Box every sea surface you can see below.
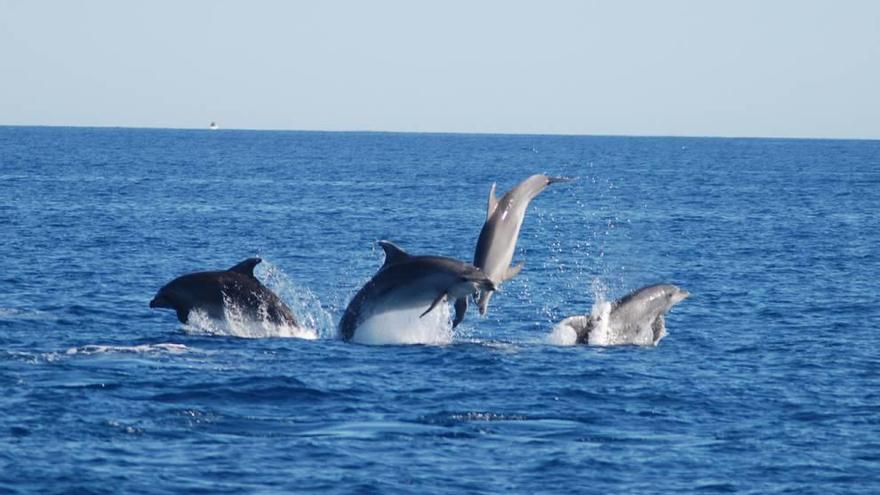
[1,126,878,494]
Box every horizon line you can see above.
[1,123,878,143]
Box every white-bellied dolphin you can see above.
[464,174,571,317]
[149,258,300,328]
[339,241,495,341]
[559,284,689,346]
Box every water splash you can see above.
[547,277,613,346]
[351,302,453,346]
[184,306,318,339]
[257,260,336,338]
[547,321,577,346]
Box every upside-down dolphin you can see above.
[460,174,571,318]
[558,284,689,346]
[149,258,299,328]
[339,241,495,341]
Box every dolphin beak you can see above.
[672,290,690,305]
[149,295,168,309]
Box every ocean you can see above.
[1,126,878,493]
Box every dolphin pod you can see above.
[149,173,688,346]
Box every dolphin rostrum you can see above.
[339,241,495,341]
[463,173,571,318]
[149,258,299,328]
[559,284,689,346]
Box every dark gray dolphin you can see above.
[339,241,495,341]
[463,174,571,318]
[149,258,299,328]
[560,284,689,346]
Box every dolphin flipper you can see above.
[175,307,190,324]
[652,314,666,343]
[420,291,447,318]
[453,297,468,328]
[503,262,524,282]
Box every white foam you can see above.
[65,343,193,355]
[547,322,578,346]
[546,278,617,347]
[351,303,453,346]
[183,308,318,340]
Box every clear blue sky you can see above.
[1,1,878,138]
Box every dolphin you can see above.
[149,258,299,328]
[559,284,689,346]
[339,241,495,341]
[462,173,571,318]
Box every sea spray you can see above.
[547,277,614,346]
[257,259,335,338]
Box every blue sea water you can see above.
[1,126,878,493]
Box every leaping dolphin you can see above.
[339,241,495,341]
[559,284,689,346]
[149,258,300,328]
[461,174,571,318]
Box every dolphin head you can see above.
[614,284,689,315]
[149,275,208,323]
[513,174,573,203]
[149,283,179,309]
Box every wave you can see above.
[64,343,195,355]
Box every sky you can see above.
[1,1,878,139]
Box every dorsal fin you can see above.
[228,258,262,278]
[486,182,499,221]
[378,240,411,267]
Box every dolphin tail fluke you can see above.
[453,297,468,328]
[420,292,447,318]
[502,262,524,282]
